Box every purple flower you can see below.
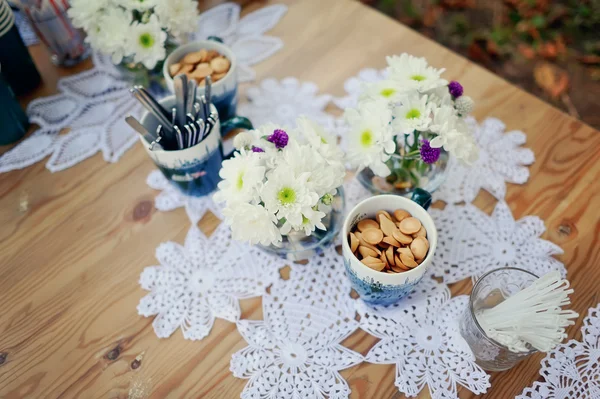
[251,146,264,153]
[448,81,463,98]
[420,139,441,164]
[267,129,289,149]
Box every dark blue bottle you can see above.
[0,0,41,96]
[0,69,29,145]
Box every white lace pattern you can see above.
[138,223,287,340]
[0,52,140,173]
[429,200,566,284]
[434,117,535,204]
[358,281,491,399]
[146,170,223,225]
[516,303,600,399]
[238,78,334,128]
[230,246,363,399]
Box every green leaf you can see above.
[509,10,522,24]
[531,15,546,28]
[401,0,420,19]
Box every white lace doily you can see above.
[137,222,288,340]
[0,52,140,173]
[434,117,535,204]
[357,280,491,399]
[146,170,223,225]
[231,246,363,398]
[517,302,600,399]
[429,200,566,284]
[238,78,334,128]
[193,3,287,83]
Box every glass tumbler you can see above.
[21,0,90,67]
[459,267,539,371]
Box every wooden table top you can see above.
[1,0,599,398]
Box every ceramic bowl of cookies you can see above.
[342,191,438,306]
[163,39,238,121]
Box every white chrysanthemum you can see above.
[233,132,254,150]
[222,203,282,246]
[279,140,344,199]
[429,106,478,164]
[68,0,111,32]
[424,85,454,108]
[213,150,265,205]
[359,79,406,103]
[129,14,167,69]
[89,7,133,64]
[295,116,344,162]
[392,94,433,134]
[344,99,396,177]
[154,0,198,37]
[261,167,319,227]
[281,206,327,236]
[119,0,157,11]
[386,53,448,93]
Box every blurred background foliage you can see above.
[359,0,600,128]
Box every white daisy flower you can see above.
[232,131,254,150]
[359,79,406,103]
[281,206,326,236]
[344,99,396,177]
[154,0,198,38]
[260,166,319,227]
[119,0,157,11]
[213,150,265,205]
[392,93,433,134]
[68,0,111,32]
[222,203,282,246]
[295,116,344,162]
[279,140,343,199]
[429,106,478,164]
[91,7,133,64]
[129,14,167,69]
[386,53,448,93]
[424,85,454,108]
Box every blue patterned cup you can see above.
[342,190,437,306]
[164,39,239,125]
[139,95,250,197]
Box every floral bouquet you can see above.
[68,0,198,69]
[344,53,478,195]
[214,117,346,254]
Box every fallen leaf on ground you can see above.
[533,62,569,99]
[579,55,600,65]
[518,44,536,59]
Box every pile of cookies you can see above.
[348,209,430,273]
[168,49,231,85]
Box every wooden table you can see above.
[1,1,599,398]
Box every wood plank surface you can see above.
[1,0,599,398]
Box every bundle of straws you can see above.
[477,271,579,353]
[126,74,217,151]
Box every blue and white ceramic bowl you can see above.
[163,39,238,122]
[342,193,438,306]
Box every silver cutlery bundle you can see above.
[126,75,217,151]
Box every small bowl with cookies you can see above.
[342,189,437,306]
[163,38,238,122]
